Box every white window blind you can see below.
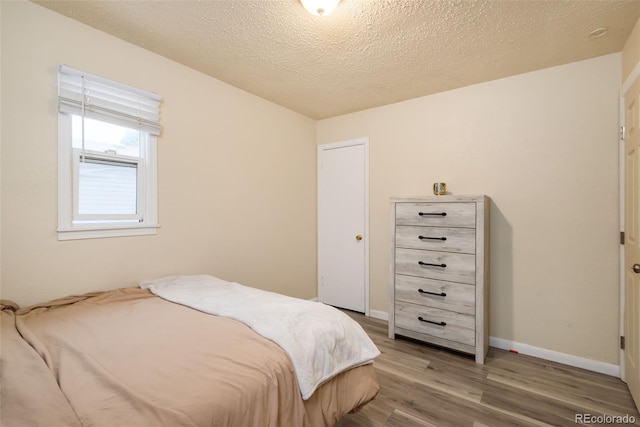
[58,64,161,135]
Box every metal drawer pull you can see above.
[418,236,447,241]
[418,288,446,297]
[419,212,447,217]
[418,316,446,326]
[418,261,447,268]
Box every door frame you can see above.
[620,60,640,380]
[317,137,370,316]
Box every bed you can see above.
[0,275,380,426]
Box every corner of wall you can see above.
[0,0,4,298]
[622,17,640,83]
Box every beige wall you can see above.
[0,1,3,296]
[317,53,621,364]
[0,1,317,306]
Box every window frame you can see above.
[57,113,159,240]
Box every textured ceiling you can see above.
[34,0,640,119]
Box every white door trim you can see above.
[317,137,370,316]
[619,64,640,380]
[620,91,626,381]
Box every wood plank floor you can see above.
[340,311,640,427]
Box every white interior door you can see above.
[318,138,368,313]
[624,74,640,412]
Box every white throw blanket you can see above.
[140,275,380,400]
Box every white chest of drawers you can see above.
[388,195,489,363]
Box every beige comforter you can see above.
[0,302,82,427]
[13,288,379,426]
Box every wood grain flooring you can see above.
[340,311,640,427]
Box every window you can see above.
[57,65,161,240]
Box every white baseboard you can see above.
[489,337,620,378]
[365,310,620,378]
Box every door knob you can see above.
[355,234,363,241]
[633,264,640,274]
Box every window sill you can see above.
[57,224,159,241]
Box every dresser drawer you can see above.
[394,301,475,346]
[395,247,476,285]
[395,202,476,228]
[395,275,475,315]
[396,225,476,254]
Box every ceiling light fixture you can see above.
[300,0,340,16]
[588,27,609,39]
